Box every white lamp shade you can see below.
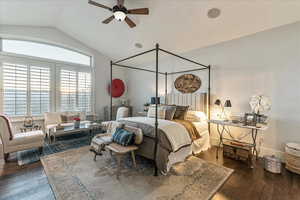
[114,11,126,21]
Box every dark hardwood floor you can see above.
[198,148,300,200]
[0,147,300,200]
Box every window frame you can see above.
[1,38,92,66]
[0,38,94,118]
[56,64,92,112]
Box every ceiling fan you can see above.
[88,0,149,28]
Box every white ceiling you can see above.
[1,0,300,61]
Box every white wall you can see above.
[127,21,300,157]
[0,25,127,120]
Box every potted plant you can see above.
[73,117,81,129]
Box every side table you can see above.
[20,125,42,133]
[209,120,268,166]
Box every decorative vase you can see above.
[74,120,80,129]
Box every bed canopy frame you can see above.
[110,43,211,176]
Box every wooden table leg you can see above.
[116,154,122,177]
[4,153,9,162]
[131,151,137,168]
[216,124,225,159]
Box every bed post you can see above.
[208,65,211,134]
[165,72,168,104]
[110,61,113,121]
[154,43,159,176]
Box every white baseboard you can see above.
[210,137,285,161]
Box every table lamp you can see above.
[214,99,232,120]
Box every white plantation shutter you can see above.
[60,69,77,111]
[0,55,93,116]
[30,66,50,115]
[3,63,28,116]
[78,72,91,112]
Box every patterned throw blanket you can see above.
[119,117,192,152]
[172,119,201,141]
[118,117,193,173]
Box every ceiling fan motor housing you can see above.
[113,5,127,21]
[113,5,127,13]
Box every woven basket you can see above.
[285,143,300,174]
[286,143,300,157]
[285,152,300,175]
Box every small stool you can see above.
[106,143,138,175]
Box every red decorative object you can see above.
[108,79,125,98]
[73,117,81,121]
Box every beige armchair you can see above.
[0,115,44,162]
[116,107,129,120]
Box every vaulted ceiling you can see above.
[1,0,300,60]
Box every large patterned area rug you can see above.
[17,133,92,165]
[41,146,233,200]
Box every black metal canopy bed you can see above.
[110,44,211,176]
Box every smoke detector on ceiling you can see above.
[207,8,221,19]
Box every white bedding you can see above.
[119,117,210,173]
[192,122,211,154]
[120,117,210,153]
[120,117,192,152]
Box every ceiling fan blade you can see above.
[127,8,149,15]
[88,0,112,11]
[117,0,124,7]
[125,17,136,28]
[102,16,115,24]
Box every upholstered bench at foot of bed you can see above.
[106,143,138,176]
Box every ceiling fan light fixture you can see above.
[114,11,126,21]
[89,0,148,28]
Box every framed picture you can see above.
[243,113,257,126]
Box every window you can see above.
[0,39,93,117]
[3,63,28,116]
[60,69,92,112]
[2,63,51,116]
[60,69,77,112]
[78,72,92,112]
[2,39,91,66]
[30,66,50,115]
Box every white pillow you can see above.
[185,111,207,122]
[147,106,166,119]
[116,107,129,120]
[106,121,123,135]
[124,125,143,145]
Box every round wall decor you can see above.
[174,74,201,94]
[108,79,125,98]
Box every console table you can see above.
[209,120,268,162]
[49,122,102,143]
